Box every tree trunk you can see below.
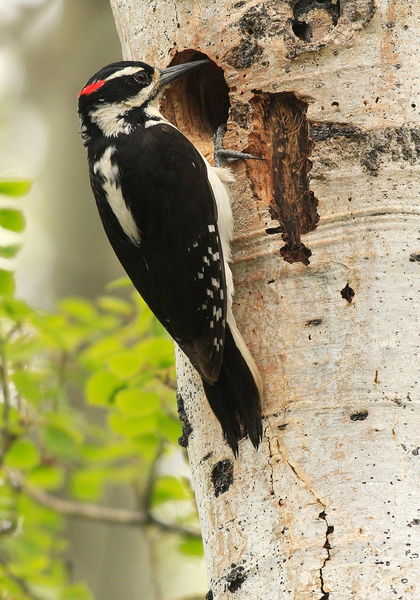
[110,1,419,598]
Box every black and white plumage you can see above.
[78,59,263,454]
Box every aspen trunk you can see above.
[110,1,419,598]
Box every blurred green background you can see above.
[0,2,206,599]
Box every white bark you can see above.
[110,1,419,598]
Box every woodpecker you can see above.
[78,59,263,454]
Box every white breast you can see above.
[205,163,234,260]
[202,158,235,309]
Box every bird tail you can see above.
[202,318,263,456]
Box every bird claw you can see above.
[213,124,264,167]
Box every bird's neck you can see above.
[83,100,166,142]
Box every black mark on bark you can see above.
[341,283,355,303]
[200,452,213,464]
[211,459,234,497]
[306,318,323,326]
[230,101,252,128]
[225,564,247,593]
[265,226,282,235]
[310,121,362,142]
[238,4,270,38]
[224,38,263,69]
[235,2,284,39]
[205,590,213,600]
[176,393,193,448]
[361,149,380,174]
[361,126,420,175]
[409,252,420,263]
[341,0,376,23]
[350,410,368,421]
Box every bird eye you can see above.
[134,71,148,84]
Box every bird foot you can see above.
[213,125,264,167]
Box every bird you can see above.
[77,59,263,455]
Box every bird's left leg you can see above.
[214,125,264,167]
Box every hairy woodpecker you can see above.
[78,59,263,454]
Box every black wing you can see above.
[89,124,227,383]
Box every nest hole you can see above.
[291,0,341,42]
[160,50,230,159]
[292,21,312,41]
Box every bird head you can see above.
[78,59,207,139]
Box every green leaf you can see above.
[115,389,160,416]
[0,269,15,296]
[0,208,25,232]
[178,536,203,557]
[105,276,132,290]
[0,297,32,320]
[150,475,190,507]
[97,296,132,315]
[43,425,80,460]
[133,434,160,462]
[70,470,106,501]
[58,297,97,322]
[61,583,93,600]
[85,371,120,406]
[27,466,64,491]
[12,370,43,403]
[5,439,40,470]
[0,179,32,197]
[108,412,159,437]
[38,314,90,351]
[158,413,181,444]
[47,413,83,443]
[134,337,174,369]
[132,305,154,336]
[7,337,42,362]
[81,440,135,463]
[0,244,21,258]
[80,336,122,364]
[106,350,141,378]
[151,316,167,337]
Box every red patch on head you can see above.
[78,80,106,97]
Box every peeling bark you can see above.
[248,91,318,265]
[111,1,419,598]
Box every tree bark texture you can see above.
[110,1,419,598]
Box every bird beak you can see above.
[158,60,208,89]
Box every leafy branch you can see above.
[0,323,11,448]
[7,468,200,538]
[0,178,203,599]
[0,557,44,600]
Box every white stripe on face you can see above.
[105,66,144,81]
